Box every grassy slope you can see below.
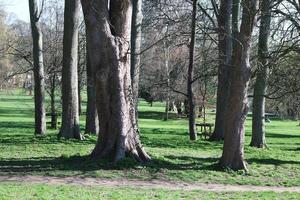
[0,89,299,187]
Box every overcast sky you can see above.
[0,0,30,22]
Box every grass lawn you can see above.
[0,183,300,200]
[0,89,300,188]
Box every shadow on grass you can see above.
[138,111,179,120]
[0,155,221,176]
[247,158,300,165]
[0,108,33,118]
[0,121,34,130]
[1,153,299,177]
[0,97,33,103]
[266,133,300,139]
[0,132,96,146]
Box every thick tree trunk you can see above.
[81,0,150,163]
[29,0,46,136]
[250,0,271,148]
[131,0,143,114]
[85,55,99,135]
[220,0,258,170]
[59,0,81,139]
[211,0,232,141]
[187,0,197,140]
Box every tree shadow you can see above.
[266,133,300,139]
[0,155,221,177]
[0,108,33,118]
[138,111,179,120]
[0,121,34,130]
[0,97,33,103]
[247,158,300,166]
[141,135,222,151]
[0,132,96,146]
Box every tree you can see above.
[131,0,143,114]
[210,0,232,141]
[81,0,151,162]
[85,55,99,135]
[220,0,258,170]
[59,0,81,139]
[29,0,46,135]
[187,0,197,140]
[42,0,64,130]
[250,0,272,148]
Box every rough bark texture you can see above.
[220,0,258,170]
[81,0,151,163]
[85,55,99,135]
[187,0,198,141]
[59,0,81,139]
[250,0,271,148]
[131,0,143,114]
[29,0,46,135]
[211,0,232,141]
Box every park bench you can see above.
[46,113,61,129]
[196,123,214,140]
[265,113,279,123]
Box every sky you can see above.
[0,0,30,22]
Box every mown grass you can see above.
[0,89,300,187]
[0,183,300,200]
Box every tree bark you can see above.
[85,55,99,135]
[50,73,57,129]
[164,38,170,121]
[59,0,81,139]
[78,80,82,115]
[29,0,46,136]
[211,0,232,141]
[131,0,143,114]
[251,0,271,148]
[220,0,258,170]
[187,0,197,141]
[81,0,151,163]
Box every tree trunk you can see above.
[81,0,151,163]
[29,0,46,136]
[131,0,143,115]
[250,0,271,148]
[220,0,258,170]
[187,0,197,141]
[78,80,82,115]
[163,38,170,121]
[85,55,99,135]
[50,73,57,129]
[211,0,232,141]
[59,0,81,139]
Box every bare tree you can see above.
[131,0,143,114]
[210,0,232,141]
[81,0,151,162]
[187,0,197,140]
[29,0,46,135]
[220,0,258,170]
[59,0,81,139]
[250,0,272,148]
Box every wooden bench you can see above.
[196,123,214,140]
[46,113,61,129]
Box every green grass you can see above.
[0,183,299,200]
[0,89,300,187]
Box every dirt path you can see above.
[0,175,300,193]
